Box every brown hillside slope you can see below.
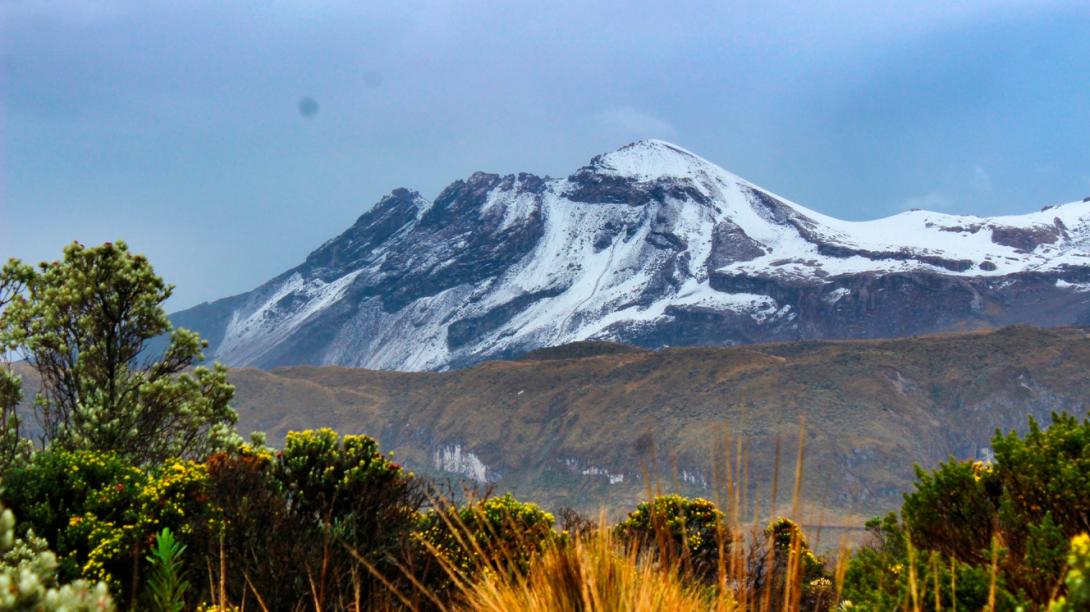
[225,326,1090,524]
[11,326,1090,527]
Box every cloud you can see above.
[596,107,677,139]
[902,191,954,212]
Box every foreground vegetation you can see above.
[0,242,1088,610]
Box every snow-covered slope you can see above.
[172,140,1090,370]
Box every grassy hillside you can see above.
[217,326,1090,526]
[14,325,1090,531]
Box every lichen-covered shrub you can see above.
[0,500,113,611]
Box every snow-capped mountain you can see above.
[173,140,1090,370]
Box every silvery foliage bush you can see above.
[0,503,113,611]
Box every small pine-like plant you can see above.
[144,527,189,612]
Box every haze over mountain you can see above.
[172,141,1090,371]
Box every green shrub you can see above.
[1,448,147,596]
[1,448,212,605]
[418,493,556,582]
[0,241,240,466]
[615,494,726,578]
[196,446,308,609]
[901,459,997,566]
[993,413,1090,535]
[897,412,1090,605]
[0,261,34,475]
[276,428,421,557]
[0,366,32,475]
[758,517,830,611]
[193,431,425,609]
[841,513,1020,611]
[845,412,1090,609]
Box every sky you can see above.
[2,0,1090,309]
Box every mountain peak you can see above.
[173,141,1090,372]
[585,139,731,183]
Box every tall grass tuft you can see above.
[458,516,719,612]
[382,418,834,611]
[284,420,838,610]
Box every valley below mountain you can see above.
[210,326,1090,525]
[12,325,1090,539]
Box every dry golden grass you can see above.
[457,523,718,612]
[396,419,835,612]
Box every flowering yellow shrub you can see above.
[616,494,725,578]
[1050,533,1090,611]
[1,448,215,604]
[418,493,556,581]
[141,459,211,536]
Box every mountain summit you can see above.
[174,141,1090,370]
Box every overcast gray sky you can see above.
[3,0,1090,309]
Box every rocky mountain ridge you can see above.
[173,140,1090,370]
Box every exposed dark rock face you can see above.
[990,225,1061,251]
[302,188,424,280]
[707,220,766,271]
[170,140,1090,371]
[564,171,709,207]
[446,289,564,350]
[370,174,547,313]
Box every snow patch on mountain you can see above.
[217,270,364,365]
[1056,279,1090,292]
[433,444,492,483]
[592,139,734,182]
[562,457,625,484]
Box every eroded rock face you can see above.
[990,225,1061,251]
[170,140,1090,371]
[707,220,766,270]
